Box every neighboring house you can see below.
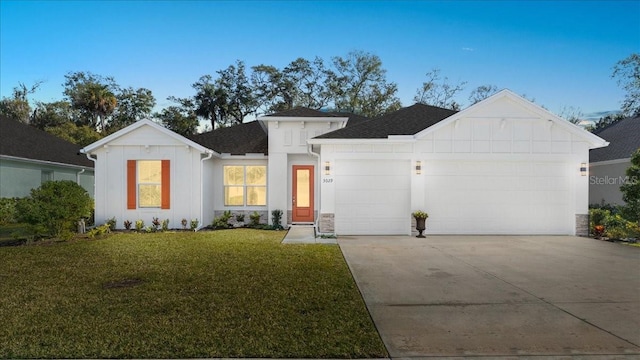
[589,117,640,206]
[0,116,95,198]
[81,90,607,236]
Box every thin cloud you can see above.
[462,47,474,52]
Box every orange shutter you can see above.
[127,160,137,209]
[161,160,170,209]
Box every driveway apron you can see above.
[339,235,640,358]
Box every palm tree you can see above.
[78,83,117,132]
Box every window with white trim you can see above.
[138,160,162,207]
[224,165,267,206]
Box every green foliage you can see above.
[589,207,639,240]
[161,219,170,231]
[106,217,116,231]
[135,220,145,232]
[412,210,429,219]
[108,87,156,131]
[154,104,199,136]
[592,113,626,132]
[212,211,233,229]
[86,224,111,239]
[620,148,640,222]
[0,82,41,123]
[0,198,19,225]
[190,218,199,231]
[249,211,262,227]
[328,50,401,117]
[271,209,284,230]
[235,213,245,222]
[44,121,103,147]
[15,181,93,239]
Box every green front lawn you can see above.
[0,229,387,358]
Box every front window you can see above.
[138,160,162,207]
[224,165,267,206]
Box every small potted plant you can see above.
[412,210,429,238]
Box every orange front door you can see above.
[292,165,314,223]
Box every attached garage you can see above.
[335,159,411,235]
[424,159,574,234]
[312,90,609,236]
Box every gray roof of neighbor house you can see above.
[190,121,268,155]
[590,117,640,162]
[0,116,94,168]
[315,103,457,139]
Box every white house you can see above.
[81,90,608,236]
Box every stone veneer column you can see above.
[319,213,334,233]
[576,214,589,237]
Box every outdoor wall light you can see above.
[416,161,422,175]
[580,162,587,176]
[324,161,331,175]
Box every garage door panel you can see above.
[426,160,573,235]
[335,159,410,235]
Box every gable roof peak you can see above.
[81,119,212,154]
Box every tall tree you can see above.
[31,101,78,129]
[108,87,156,132]
[468,84,498,105]
[63,71,118,132]
[44,122,103,147]
[326,50,401,117]
[252,57,331,114]
[612,53,640,116]
[251,64,288,114]
[191,75,229,129]
[215,60,259,125]
[414,69,467,110]
[155,100,199,137]
[592,113,626,132]
[0,82,41,123]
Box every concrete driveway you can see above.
[339,236,640,358]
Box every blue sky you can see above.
[1,0,639,120]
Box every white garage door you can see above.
[335,160,411,235]
[425,160,574,234]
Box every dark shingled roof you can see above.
[316,103,457,139]
[590,117,640,162]
[331,112,370,127]
[0,116,94,167]
[190,121,268,155]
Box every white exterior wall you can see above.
[317,95,596,235]
[203,157,269,225]
[266,118,345,224]
[91,126,205,229]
